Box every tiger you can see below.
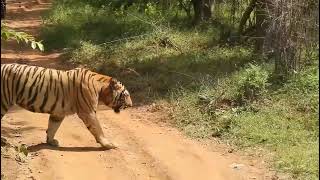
[1,63,132,149]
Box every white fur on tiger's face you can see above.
[1,63,132,149]
[110,79,133,113]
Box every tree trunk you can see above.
[179,0,192,19]
[192,0,212,25]
[161,0,170,12]
[1,0,6,19]
[238,0,271,53]
[238,0,257,35]
[254,0,268,53]
[203,0,212,20]
[192,0,203,25]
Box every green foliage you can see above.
[1,23,44,51]
[70,41,107,66]
[144,3,158,16]
[69,35,253,100]
[172,63,319,180]
[284,65,319,95]
[40,2,157,51]
[229,107,318,180]
[170,88,235,138]
[235,63,270,102]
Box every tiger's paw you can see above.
[101,143,117,150]
[47,138,59,147]
[99,138,117,150]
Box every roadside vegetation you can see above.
[39,0,319,179]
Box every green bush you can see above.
[70,41,106,66]
[284,65,319,95]
[171,63,318,179]
[235,63,270,102]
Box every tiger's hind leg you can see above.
[46,115,64,147]
[78,113,117,150]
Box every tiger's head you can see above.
[100,78,132,113]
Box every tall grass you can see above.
[40,1,154,50]
[172,64,319,179]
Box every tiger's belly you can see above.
[17,102,76,116]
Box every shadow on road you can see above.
[27,143,114,152]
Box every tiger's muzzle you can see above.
[112,103,132,113]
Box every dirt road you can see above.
[1,0,277,179]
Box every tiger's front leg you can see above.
[46,115,64,147]
[78,113,116,150]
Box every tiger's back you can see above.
[1,63,95,117]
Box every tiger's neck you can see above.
[83,70,114,106]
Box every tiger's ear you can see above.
[110,78,118,85]
[110,78,120,90]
